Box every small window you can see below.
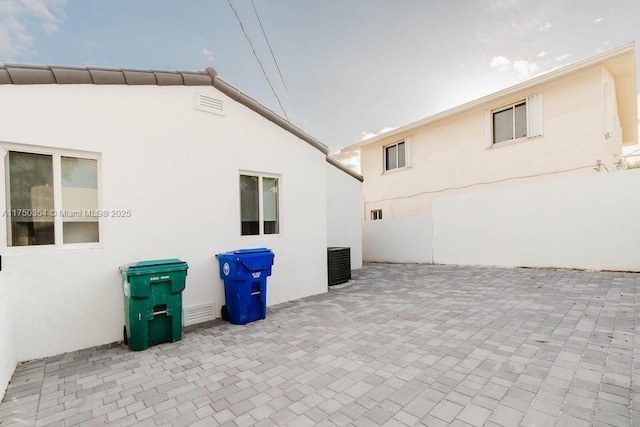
[7,152,55,246]
[240,173,279,236]
[371,209,382,220]
[487,93,543,146]
[493,101,527,143]
[61,157,99,243]
[384,140,406,171]
[6,149,100,246]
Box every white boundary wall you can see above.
[433,168,640,271]
[363,215,433,263]
[327,164,363,269]
[0,271,16,400]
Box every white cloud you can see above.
[595,17,604,23]
[202,48,215,63]
[359,126,396,142]
[490,55,511,72]
[331,151,361,174]
[539,22,551,31]
[513,60,540,78]
[489,0,521,11]
[491,55,540,78]
[537,51,548,58]
[555,53,572,61]
[359,131,376,141]
[0,0,67,61]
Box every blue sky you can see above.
[1,0,640,162]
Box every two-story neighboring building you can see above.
[343,43,637,263]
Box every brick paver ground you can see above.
[1,263,638,426]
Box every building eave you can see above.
[343,42,636,152]
[326,156,363,182]
[0,63,330,156]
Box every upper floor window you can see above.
[371,209,382,220]
[487,93,543,146]
[493,101,527,143]
[384,140,406,171]
[240,173,280,236]
[5,149,100,246]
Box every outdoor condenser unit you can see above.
[327,247,351,286]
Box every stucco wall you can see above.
[360,63,613,219]
[363,215,433,263]
[0,271,17,401]
[0,84,328,361]
[433,168,640,271]
[326,164,363,269]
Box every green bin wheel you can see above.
[123,325,128,345]
[221,305,229,321]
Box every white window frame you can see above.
[485,93,543,148]
[371,209,382,220]
[383,137,412,173]
[239,171,281,236]
[1,142,102,251]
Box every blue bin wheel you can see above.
[123,326,128,345]
[221,305,229,321]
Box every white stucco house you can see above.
[342,43,637,263]
[0,64,362,398]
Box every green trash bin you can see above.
[119,259,188,351]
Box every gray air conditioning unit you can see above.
[327,247,351,286]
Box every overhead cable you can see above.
[227,0,290,121]
[250,0,304,129]
[364,163,602,206]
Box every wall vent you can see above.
[183,303,215,326]
[195,92,224,115]
[328,247,351,286]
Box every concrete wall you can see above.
[0,84,329,361]
[433,168,640,271]
[327,163,363,269]
[363,215,433,263]
[0,271,17,401]
[360,62,621,220]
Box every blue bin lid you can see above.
[233,248,271,254]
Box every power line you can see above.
[227,0,290,121]
[250,0,303,130]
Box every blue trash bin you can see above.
[215,248,275,325]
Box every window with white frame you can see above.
[240,173,279,236]
[5,149,100,246]
[486,93,543,146]
[493,101,527,143]
[384,140,406,171]
[371,209,382,220]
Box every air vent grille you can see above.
[183,303,215,326]
[328,247,351,286]
[195,92,224,115]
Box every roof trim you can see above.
[0,63,329,156]
[205,69,328,155]
[343,42,636,151]
[326,156,364,182]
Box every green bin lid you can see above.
[120,258,188,274]
[131,258,185,268]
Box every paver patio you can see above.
[1,263,638,426]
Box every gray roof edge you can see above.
[326,156,363,182]
[0,63,330,156]
[207,70,329,155]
